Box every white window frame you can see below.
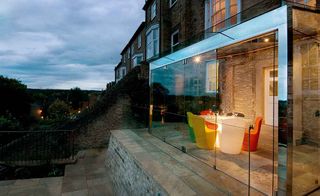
[138,34,142,48]
[206,60,219,93]
[151,1,157,20]
[170,0,177,8]
[171,29,180,48]
[146,24,159,59]
[132,53,144,67]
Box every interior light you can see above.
[194,56,201,63]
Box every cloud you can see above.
[0,0,145,90]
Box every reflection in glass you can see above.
[292,8,320,195]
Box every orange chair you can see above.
[205,121,218,130]
[200,110,217,129]
[242,117,263,152]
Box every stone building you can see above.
[114,62,126,83]
[120,22,146,73]
[143,0,205,61]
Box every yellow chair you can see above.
[186,112,196,142]
[190,115,217,150]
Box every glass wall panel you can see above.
[150,31,279,195]
[292,8,320,195]
[216,32,278,195]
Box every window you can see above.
[132,54,144,67]
[301,42,320,91]
[209,0,240,31]
[170,0,177,7]
[122,68,126,77]
[151,1,157,20]
[206,60,219,93]
[138,34,142,48]
[131,46,134,56]
[171,30,179,48]
[128,49,130,59]
[146,25,159,59]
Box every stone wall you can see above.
[106,133,168,196]
[75,97,143,150]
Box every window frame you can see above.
[170,0,177,8]
[206,0,241,31]
[131,45,134,57]
[146,24,160,59]
[138,34,142,49]
[205,60,219,93]
[151,1,157,20]
[132,53,144,67]
[171,29,180,48]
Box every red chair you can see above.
[242,117,263,152]
[200,110,212,115]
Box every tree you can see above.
[0,76,32,127]
[48,99,70,120]
[68,87,88,110]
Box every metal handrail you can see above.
[0,130,75,164]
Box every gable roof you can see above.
[120,22,146,55]
[143,0,154,10]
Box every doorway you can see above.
[264,67,278,126]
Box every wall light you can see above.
[263,38,270,42]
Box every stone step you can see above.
[61,148,115,196]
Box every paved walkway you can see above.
[0,148,114,196]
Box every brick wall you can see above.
[219,47,277,120]
[158,0,205,54]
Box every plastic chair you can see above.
[242,117,263,152]
[190,115,217,150]
[200,110,212,115]
[220,118,247,154]
[186,112,196,142]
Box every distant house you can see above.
[115,22,146,82]
[121,23,146,72]
[114,62,126,83]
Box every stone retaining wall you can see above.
[105,132,168,196]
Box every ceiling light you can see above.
[194,56,201,63]
[263,38,270,42]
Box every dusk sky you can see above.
[0,0,145,90]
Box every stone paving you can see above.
[0,149,114,196]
